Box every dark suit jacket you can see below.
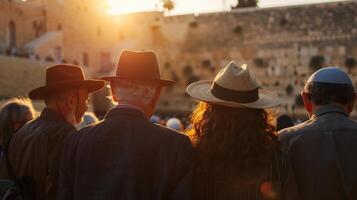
[0,108,76,200]
[279,105,357,200]
[59,107,194,200]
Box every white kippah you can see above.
[306,67,354,86]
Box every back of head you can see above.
[0,97,36,149]
[187,102,279,176]
[304,67,355,106]
[110,79,161,117]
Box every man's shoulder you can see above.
[70,120,104,141]
[278,119,317,151]
[15,117,75,138]
[337,116,357,130]
[77,120,103,133]
[152,123,190,142]
[279,119,314,139]
[280,115,357,138]
[77,118,191,145]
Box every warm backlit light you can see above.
[107,0,157,15]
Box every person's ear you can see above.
[65,93,77,112]
[301,91,313,114]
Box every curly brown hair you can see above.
[187,102,280,177]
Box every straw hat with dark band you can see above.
[100,50,175,86]
[29,64,105,100]
[186,61,280,109]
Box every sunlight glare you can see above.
[107,0,158,15]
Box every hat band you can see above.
[211,82,259,103]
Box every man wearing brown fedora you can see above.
[1,64,104,200]
[59,50,194,200]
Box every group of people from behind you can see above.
[0,49,356,200]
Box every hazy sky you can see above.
[107,0,348,15]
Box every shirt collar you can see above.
[115,104,147,117]
[312,104,349,118]
[105,106,148,120]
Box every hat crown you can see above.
[46,65,85,85]
[116,50,160,80]
[214,62,258,91]
[100,50,175,86]
[307,67,354,87]
[29,64,105,100]
[186,61,280,109]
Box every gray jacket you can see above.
[279,105,357,200]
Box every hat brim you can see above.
[186,80,280,109]
[29,80,105,100]
[100,76,175,86]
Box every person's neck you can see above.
[310,103,349,118]
[46,105,76,125]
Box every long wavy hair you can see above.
[187,102,280,178]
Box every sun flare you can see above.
[106,0,158,15]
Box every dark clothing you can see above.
[59,107,194,200]
[279,105,357,200]
[0,108,76,200]
[276,115,295,131]
[193,151,298,200]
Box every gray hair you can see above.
[111,80,158,106]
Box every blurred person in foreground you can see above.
[0,65,104,200]
[0,97,36,157]
[186,62,298,200]
[279,67,357,200]
[59,50,194,200]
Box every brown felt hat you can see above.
[186,61,280,109]
[29,64,105,100]
[100,50,175,86]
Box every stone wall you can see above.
[141,1,357,114]
[0,1,45,52]
[0,55,97,112]
[0,55,47,98]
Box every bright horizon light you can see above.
[107,0,159,15]
[106,0,349,15]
